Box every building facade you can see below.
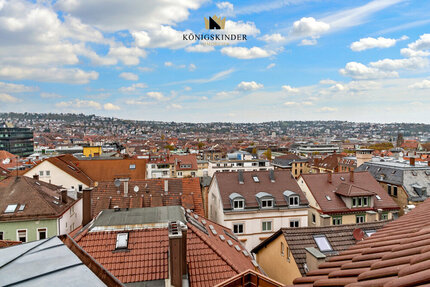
[0,126,34,157]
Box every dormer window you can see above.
[352,196,370,207]
[261,199,273,208]
[289,196,299,206]
[233,199,244,209]
[256,192,275,209]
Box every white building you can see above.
[207,159,273,177]
[208,169,309,251]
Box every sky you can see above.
[0,0,430,123]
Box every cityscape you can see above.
[1,0,430,286]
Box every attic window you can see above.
[4,204,17,213]
[365,230,376,237]
[314,235,333,252]
[252,176,260,183]
[18,204,26,211]
[376,195,382,200]
[233,199,244,210]
[340,177,345,181]
[129,164,136,170]
[289,196,299,206]
[261,199,273,208]
[116,233,129,249]
[325,195,332,201]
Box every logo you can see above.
[204,15,225,30]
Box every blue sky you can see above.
[0,0,430,123]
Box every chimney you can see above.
[164,180,169,194]
[82,188,92,226]
[123,179,129,197]
[350,170,354,182]
[61,189,68,204]
[428,161,430,167]
[33,174,39,180]
[410,157,415,166]
[169,221,187,287]
[327,172,332,183]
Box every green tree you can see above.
[264,148,272,160]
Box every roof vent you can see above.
[238,170,244,184]
[269,169,275,182]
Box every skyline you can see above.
[0,0,429,123]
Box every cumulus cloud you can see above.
[0,82,37,93]
[104,103,120,110]
[221,46,274,59]
[185,44,215,53]
[56,99,102,109]
[225,20,260,36]
[339,62,398,80]
[107,44,146,66]
[291,17,330,37]
[119,83,147,93]
[318,107,338,112]
[237,81,263,91]
[0,93,20,103]
[408,80,430,89]
[217,1,234,16]
[259,33,285,43]
[40,92,62,99]
[282,85,299,93]
[146,91,165,101]
[169,103,183,109]
[350,36,407,52]
[369,57,429,71]
[119,72,139,81]
[284,101,298,106]
[299,38,318,46]
[132,26,194,50]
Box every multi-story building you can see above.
[208,170,309,251]
[146,154,198,178]
[297,171,400,226]
[0,126,34,157]
[296,144,340,156]
[272,154,311,179]
[207,158,272,177]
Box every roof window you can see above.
[314,235,333,252]
[325,195,332,201]
[252,176,259,183]
[116,233,129,249]
[4,204,17,213]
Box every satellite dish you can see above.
[2,158,10,164]
[114,179,121,187]
[134,185,139,192]
[353,228,365,241]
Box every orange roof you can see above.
[292,197,430,286]
[169,154,198,171]
[75,158,147,181]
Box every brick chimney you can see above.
[61,189,68,204]
[168,221,187,287]
[350,170,354,182]
[410,157,415,166]
[82,188,92,226]
[428,161,430,167]
[327,172,332,183]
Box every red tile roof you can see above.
[0,150,18,170]
[170,154,198,171]
[292,198,430,286]
[313,154,344,171]
[300,172,399,214]
[91,177,204,217]
[0,240,21,249]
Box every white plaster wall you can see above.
[58,198,83,234]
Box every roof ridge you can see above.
[23,176,64,216]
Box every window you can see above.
[363,197,368,207]
[332,216,342,225]
[261,199,274,208]
[163,171,168,175]
[376,195,381,200]
[116,233,128,249]
[289,196,299,206]
[312,213,316,224]
[191,172,196,177]
[18,204,25,211]
[287,246,291,261]
[352,197,356,206]
[393,186,398,197]
[129,164,136,170]
[387,185,392,195]
[17,229,27,243]
[380,213,388,220]
[233,199,244,210]
[38,228,47,240]
[233,223,244,234]
[352,197,370,207]
[0,231,3,240]
[290,219,300,228]
[177,171,182,177]
[365,230,376,237]
[46,170,50,176]
[252,176,260,183]
[280,242,284,256]
[314,235,332,252]
[262,221,272,232]
[326,195,332,201]
[78,184,83,191]
[5,204,17,213]
[356,215,365,223]
[39,171,44,176]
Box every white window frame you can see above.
[233,199,245,210]
[356,215,365,223]
[46,170,50,176]
[262,220,272,232]
[289,196,299,206]
[261,199,274,208]
[37,227,48,240]
[289,219,300,228]
[233,223,244,234]
[16,229,27,243]
[39,171,44,176]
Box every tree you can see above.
[264,148,272,160]
[251,147,257,154]
[198,142,205,150]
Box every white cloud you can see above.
[185,44,215,53]
[107,44,146,66]
[408,34,430,51]
[40,92,62,99]
[221,46,274,59]
[189,64,197,71]
[167,68,235,85]
[282,85,299,93]
[0,66,98,84]
[291,17,330,37]
[318,106,338,112]
[132,26,194,50]
[169,103,183,109]
[217,2,234,16]
[400,48,430,58]
[165,62,174,67]
[299,38,318,46]
[369,57,429,71]
[266,63,276,69]
[319,79,337,85]
[147,91,164,101]
[259,33,285,43]
[350,36,407,52]
[119,83,147,93]
[224,20,260,37]
[184,86,192,91]
[0,82,37,93]
[339,62,398,80]
[408,80,430,89]
[237,81,263,91]
[119,72,139,81]
[104,103,120,110]
[56,99,102,109]
[0,93,20,103]
[284,101,297,106]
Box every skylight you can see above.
[252,176,259,183]
[314,235,333,252]
[4,204,17,213]
[116,233,128,249]
[365,230,376,237]
[325,195,332,201]
[376,195,382,200]
[18,204,26,211]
